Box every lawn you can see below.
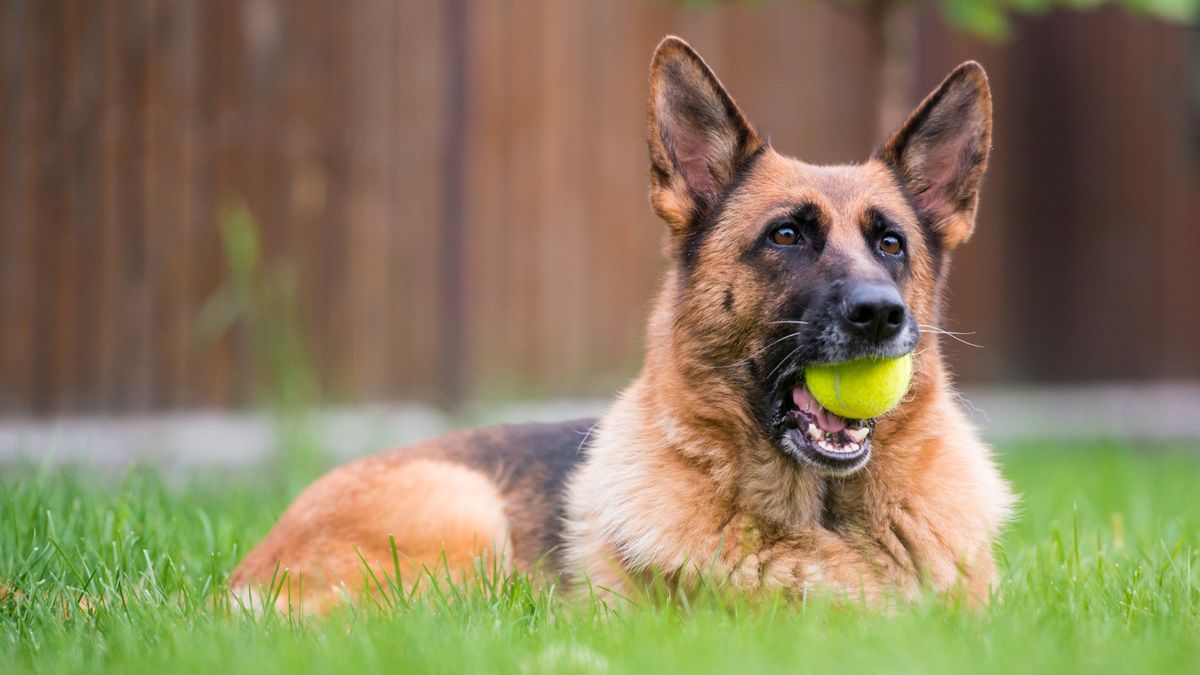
[2,440,1198,674]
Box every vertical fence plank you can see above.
[67,0,106,412]
[203,0,243,407]
[32,0,76,411]
[96,1,123,410]
[0,0,35,413]
[146,0,193,408]
[461,0,506,399]
[117,0,154,409]
[344,0,392,400]
[395,0,447,402]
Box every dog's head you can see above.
[646,37,991,476]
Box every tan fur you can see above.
[231,456,512,612]
[233,37,1013,610]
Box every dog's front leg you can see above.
[724,517,888,601]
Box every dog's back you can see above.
[230,419,594,611]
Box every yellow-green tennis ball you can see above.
[804,354,913,420]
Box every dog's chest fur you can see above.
[559,367,1013,601]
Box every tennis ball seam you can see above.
[834,371,846,410]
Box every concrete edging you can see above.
[1,383,1197,471]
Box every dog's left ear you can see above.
[647,36,764,232]
[876,62,992,250]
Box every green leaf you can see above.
[219,203,261,287]
[942,0,1012,40]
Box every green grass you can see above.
[3,441,1198,674]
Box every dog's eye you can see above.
[879,233,904,256]
[769,225,802,246]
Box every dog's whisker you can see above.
[918,325,984,349]
[765,344,805,381]
[745,331,804,360]
[700,331,804,371]
[918,324,976,336]
[955,393,992,424]
[576,420,602,455]
[768,320,809,326]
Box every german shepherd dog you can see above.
[232,37,1013,610]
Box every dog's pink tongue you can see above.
[792,386,849,432]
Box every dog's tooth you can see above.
[846,427,870,443]
[807,424,822,441]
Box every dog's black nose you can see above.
[841,282,906,343]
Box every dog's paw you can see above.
[729,553,763,590]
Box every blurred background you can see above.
[1,0,1198,454]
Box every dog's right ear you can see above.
[647,37,764,231]
[875,62,993,251]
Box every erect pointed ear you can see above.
[647,36,764,231]
[876,61,993,250]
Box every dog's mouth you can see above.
[775,381,873,475]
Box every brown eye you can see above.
[879,233,904,256]
[770,225,801,246]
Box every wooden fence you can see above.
[1,0,1197,415]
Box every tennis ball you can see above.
[804,354,913,420]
